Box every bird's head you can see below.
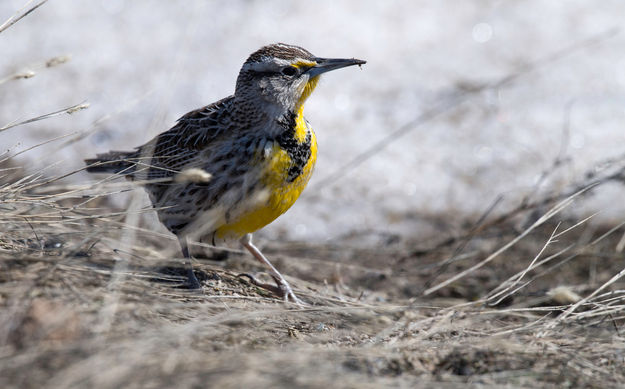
[235,43,365,116]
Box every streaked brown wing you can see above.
[136,96,235,181]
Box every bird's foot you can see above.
[185,268,202,290]
[238,273,304,306]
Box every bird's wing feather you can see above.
[135,96,235,180]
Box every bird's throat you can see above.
[293,76,319,143]
[298,75,319,108]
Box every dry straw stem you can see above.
[484,214,596,306]
[540,267,625,336]
[0,0,48,34]
[95,190,144,334]
[173,168,212,184]
[484,223,564,307]
[0,101,90,133]
[424,185,594,296]
[0,69,35,84]
[0,55,71,85]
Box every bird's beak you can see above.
[307,57,366,77]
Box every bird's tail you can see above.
[84,150,138,175]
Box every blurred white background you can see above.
[1,0,624,243]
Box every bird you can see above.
[85,43,365,304]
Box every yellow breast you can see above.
[215,107,317,239]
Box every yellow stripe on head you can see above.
[292,60,317,69]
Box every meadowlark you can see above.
[85,43,365,303]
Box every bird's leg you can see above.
[179,236,201,289]
[239,234,303,305]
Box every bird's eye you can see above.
[281,66,297,76]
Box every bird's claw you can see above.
[238,273,304,306]
[185,268,202,290]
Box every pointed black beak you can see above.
[307,57,366,77]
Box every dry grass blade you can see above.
[0,102,89,133]
[0,55,71,85]
[540,267,625,335]
[0,0,48,34]
[484,214,596,306]
[485,223,562,306]
[423,185,593,296]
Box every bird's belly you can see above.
[215,131,317,239]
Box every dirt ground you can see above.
[1,185,624,388]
